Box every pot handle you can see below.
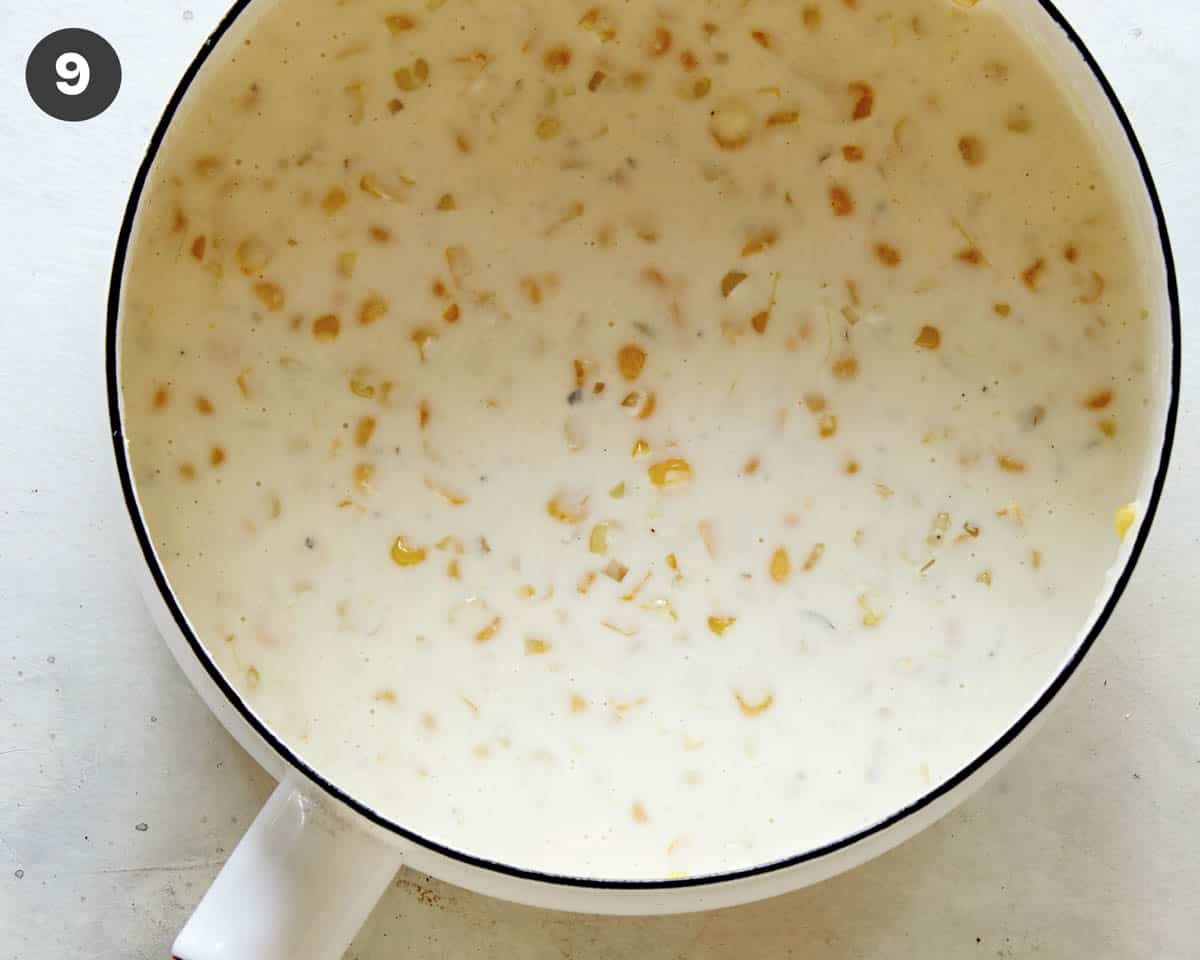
[172,777,404,960]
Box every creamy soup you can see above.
[120,0,1155,879]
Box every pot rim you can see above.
[106,0,1181,892]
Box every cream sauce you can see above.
[121,0,1155,878]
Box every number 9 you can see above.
[55,52,90,96]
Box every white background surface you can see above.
[0,1,1196,956]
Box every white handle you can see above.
[172,778,404,960]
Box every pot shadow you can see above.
[350,618,1174,959]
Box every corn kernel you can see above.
[321,188,348,215]
[769,547,790,583]
[390,535,427,566]
[803,542,825,571]
[873,243,901,267]
[355,416,376,447]
[536,115,562,140]
[830,185,854,217]
[734,691,774,716]
[1115,502,1137,540]
[359,296,387,326]
[253,282,285,312]
[832,355,859,379]
[617,344,646,380]
[525,637,551,655]
[741,229,778,257]
[543,45,572,71]
[914,325,941,349]
[602,560,629,582]
[312,313,340,342]
[235,237,271,276]
[475,616,501,644]
[721,270,748,298]
[858,594,882,627]
[707,615,736,636]
[648,458,692,488]
[385,13,417,33]
[547,494,589,523]
[849,81,874,120]
[958,134,985,166]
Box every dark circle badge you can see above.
[26,29,121,122]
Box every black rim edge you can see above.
[106,0,1181,891]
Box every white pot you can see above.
[105,1,1181,956]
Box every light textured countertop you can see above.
[1,1,1196,957]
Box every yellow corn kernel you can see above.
[617,344,647,380]
[547,494,589,524]
[410,327,438,362]
[525,636,551,655]
[475,616,501,644]
[707,615,736,636]
[1115,502,1136,540]
[390,535,427,567]
[832,355,859,380]
[648,458,692,488]
[312,314,340,342]
[858,593,882,627]
[253,282,285,312]
[734,691,774,716]
[355,416,376,447]
[424,477,467,506]
[321,188,348,215]
[535,115,562,140]
[720,270,748,298]
[769,547,790,583]
[914,325,941,349]
[802,542,825,572]
[359,296,388,326]
[385,13,417,33]
[236,237,271,276]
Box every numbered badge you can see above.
[26,28,121,122]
